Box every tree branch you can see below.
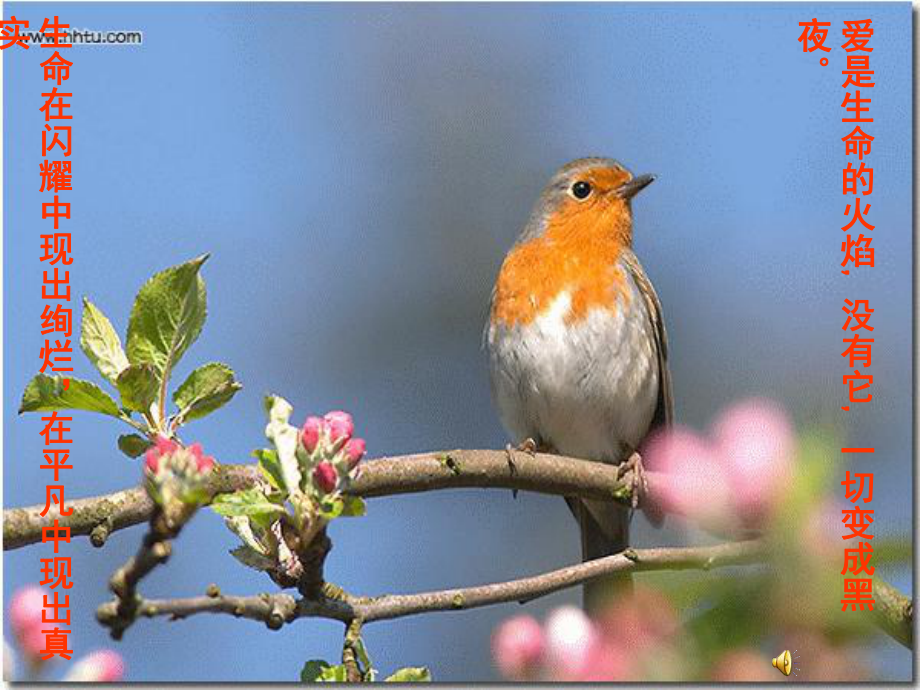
[104,524,174,640]
[871,578,913,648]
[97,540,766,629]
[3,463,259,549]
[4,450,644,550]
[9,451,913,650]
[93,538,913,648]
[341,618,365,683]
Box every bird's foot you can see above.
[517,438,539,455]
[505,437,539,469]
[505,438,540,499]
[617,451,650,511]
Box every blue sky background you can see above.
[4,2,912,681]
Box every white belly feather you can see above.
[487,274,659,463]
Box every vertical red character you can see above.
[837,16,875,612]
[37,14,75,660]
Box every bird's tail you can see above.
[568,497,632,614]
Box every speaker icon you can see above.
[772,649,801,677]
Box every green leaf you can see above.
[211,488,286,520]
[224,515,269,553]
[340,495,366,517]
[301,661,347,683]
[19,374,120,417]
[385,667,432,682]
[253,448,286,493]
[126,254,208,384]
[318,497,344,520]
[118,433,152,458]
[353,637,373,675]
[264,395,302,494]
[173,362,241,423]
[316,496,364,520]
[229,545,275,572]
[80,298,129,386]
[116,363,159,413]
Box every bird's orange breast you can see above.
[491,209,631,328]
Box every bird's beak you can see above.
[615,173,656,200]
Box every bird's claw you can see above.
[617,451,650,511]
[518,438,538,455]
[506,439,539,499]
[505,438,538,468]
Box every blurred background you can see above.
[3,2,912,682]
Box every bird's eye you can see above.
[570,180,592,200]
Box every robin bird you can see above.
[485,157,672,612]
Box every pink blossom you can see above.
[187,443,215,473]
[153,435,178,456]
[323,411,354,444]
[63,650,125,682]
[644,399,795,531]
[491,615,545,680]
[145,435,178,473]
[9,586,46,660]
[713,398,794,526]
[597,585,678,654]
[643,427,732,528]
[144,447,161,473]
[313,462,338,493]
[343,438,366,469]
[146,439,214,475]
[543,606,599,681]
[578,639,631,681]
[301,416,324,453]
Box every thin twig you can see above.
[92,536,914,649]
[97,540,765,629]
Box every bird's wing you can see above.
[481,283,499,350]
[621,250,673,429]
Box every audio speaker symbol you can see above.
[772,649,801,677]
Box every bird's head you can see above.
[521,157,655,247]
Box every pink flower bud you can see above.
[144,435,178,473]
[187,442,204,462]
[18,627,44,664]
[343,438,366,469]
[184,442,214,472]
[9,586,46,660]
[578,640,631,682]
[313,462,338,493]
[153,435,178,456]
[543,606,599,681]
[301,416,324,453]
[713,398,794,527]
[63,650,125,682]
[492,615,545,680]
[144,448,160,473]
[323,411,354,444]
